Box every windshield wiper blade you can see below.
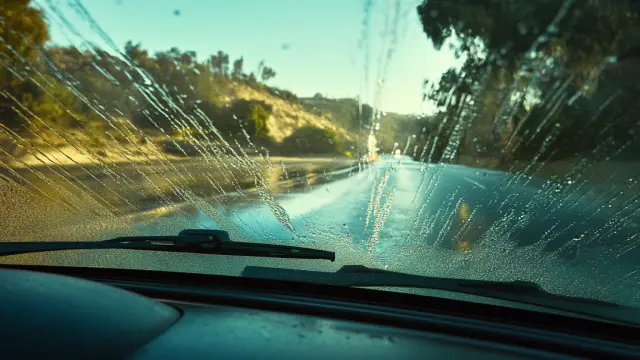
[242,265,640,325]
[0,229,335,262]
[243,264,606,302]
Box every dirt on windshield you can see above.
[0,0,639,307]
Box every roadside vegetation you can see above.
[412,0,640,174]
[5,0,636,178]
[0,0,414,165]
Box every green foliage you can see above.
[264,86,301,104]
[416,0,640,163]
[0,0,54,132]
[249,102,270,138]
[210,50,230,76]
[206,99,273,140]
[280,125,343,154]
[232,57,244,79]
[27,82,80,129]
[261,66,276,82]
[300,96,435,156]
[0,1,361,158]
[0,0,289,145]
[0,0,48,61]
[377,114,425,153]
[301,97,371,131]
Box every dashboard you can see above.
[1,266,638,359]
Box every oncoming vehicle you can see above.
[1,1,640,359]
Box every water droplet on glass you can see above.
[429,9,438,17]
[517,22,528,35]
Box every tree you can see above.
[0,4,355,157]
[261,66,276,82]
[124,41,152,67]
[281,126,342,154]
[0,0,48,61]
[232,57,244,78]
[178,50,196,67]
[217,99,272,140]
[249,103,270,138]
[0,0,79,132]
[257,60,264,78]
[210,50,229,76]
[416,0,640,163]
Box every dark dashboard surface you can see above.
[1,266,638,359]
[0,268,178,359]
[130,301,552,360]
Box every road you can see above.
[0,154,357,227]
[4,155,640,306]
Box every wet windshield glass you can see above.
[1,0,639,313]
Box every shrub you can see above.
[265,86,301,105]
[224,99,272,140]
[249,103,270,139]
[280,125,343,154]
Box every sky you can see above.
[37,0,461,115]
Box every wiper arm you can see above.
[244,264,603,302]
[242,265,639,325]
[0,229,335,262]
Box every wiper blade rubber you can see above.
[0,229,335,262]
[242,265,636,324]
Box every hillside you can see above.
[0,1,427,168]
[0,44,365,166]
[301,96,427,153]
[0,81,363,168]
[230,84,355,144]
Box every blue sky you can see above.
[38,0,460,114]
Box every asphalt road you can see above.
[4,155,639,307]
[133,155,638,257]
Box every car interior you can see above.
[1,264,638,359]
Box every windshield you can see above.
[1,0,639,318]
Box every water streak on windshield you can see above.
[0,0,639,310]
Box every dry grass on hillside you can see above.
[231,83,355,143]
